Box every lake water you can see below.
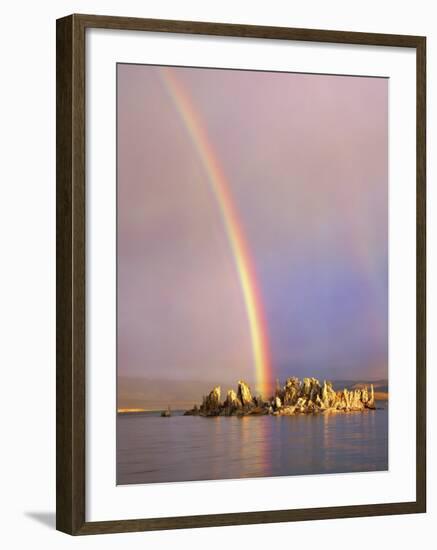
[117,404,388,485]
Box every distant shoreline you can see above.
[118,408,185,414]
[117,408,147,414]
[374,391,389,400]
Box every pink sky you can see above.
[117,64,388,407]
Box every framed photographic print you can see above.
[56,14,426,535]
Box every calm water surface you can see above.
[117,405,388,485]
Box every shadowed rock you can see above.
[183,404,199,416]
[200,386,222,416]
[282,377,300,405]
[223,389,241,416]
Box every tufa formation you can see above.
[184,377,376,417]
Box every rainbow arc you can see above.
[160,67,272,396]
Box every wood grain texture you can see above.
[74,13,423,47]
[56,13,427,535]
[415,37,426,514]
[56,15,73,535]
[56,14,86,535]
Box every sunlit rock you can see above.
[237,380,253,406]
[278,405,296,415]
[184,377,382,417]
[322,380,337,408]
[366,384,376,409]
[283,377,300,405]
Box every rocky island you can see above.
[184,377,377,417]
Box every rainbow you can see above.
[159,67,272,396]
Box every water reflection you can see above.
[117,405,388,485]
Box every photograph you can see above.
[116,63,389,486]
[1,0,430,543]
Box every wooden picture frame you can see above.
[56,13,426,535]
